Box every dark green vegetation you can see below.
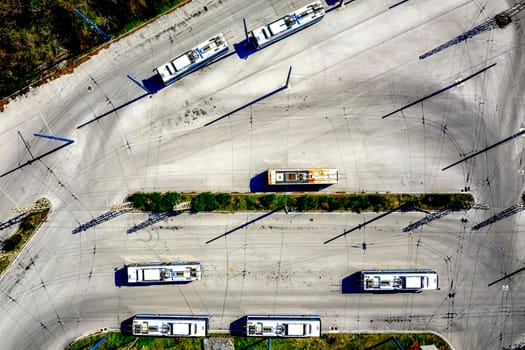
[0,208,49,273]
[67,332,201,350]
[0,0,184,99]
[127,191,474,213]
[67,332,451,350]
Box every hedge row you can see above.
[127,192,474,213]
[0,209,50,275]
[67,332,451,350]
[1,210,49,253]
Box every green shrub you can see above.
[192,192,219,212]
[68,332,451,350]
[317,195,330,210]
[2,233,22,252]
[368,194,387,211]
[127,192,473,214]
[296,194,318,211]
[327,196,343,211]
[232,196,246,210]
[261,194,276,208]
[216,193,232,208]
[148,192,162,212]
[163,192,181,209]
[245,195,260,210]
[128,192,146,211]
[0,257,9,273]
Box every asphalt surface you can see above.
[0,0,524,349]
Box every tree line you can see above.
[0,0,183,99]
[127,191,474,213]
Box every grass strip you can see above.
[127,191,474,213]
[67,331,451,350]
[0,206,50,275]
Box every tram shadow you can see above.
[142,75,165,94]
[120,315,135,335]
[230,316,247,336]
[249,171,332,193]
[341,272,363,294]
[234,39,257,60]
[114,266,129,287]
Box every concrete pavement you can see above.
[0,0,523,348]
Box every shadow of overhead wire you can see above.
[127,211,179,234]
[72,210,130,234]
[0,213,27,231]
[471,201,525,231]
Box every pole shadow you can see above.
[229,316,247,336]
[76,93,150,129]
[1,139,74,177]
[204,85,286,127]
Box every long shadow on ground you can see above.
[341,272,363,294]
[230,316,247,336]
[120,315,135,335]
